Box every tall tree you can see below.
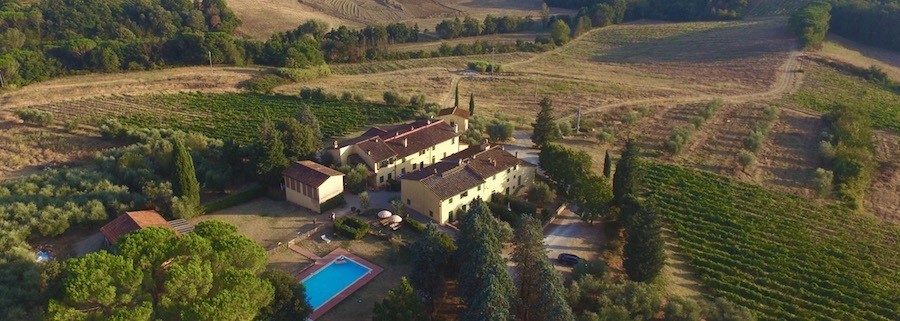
[278,118,316,161]
[613,139,641,205]
[296,104,322,148]
[410,225,457,311]
[458,201,516,321]
[531,97,561,147]
[455,83,460,107]
[258,269,312,321]
[621,196,665,282]
[255,121,290,186]
[373,277,427,321]
[539,144,592,194]
[513,216,574,321]
[571,174,613,224]
[550,19,571,45]
[469,93,476,115]
[603,151,612,177]
[171,136,200,217]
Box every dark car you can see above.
[557,253,581,266]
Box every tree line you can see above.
[790,0,899,51]
[545,0,748,21]
[434,15,542,39]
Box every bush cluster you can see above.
[466,60,502,72]
[14,108,54,126]
[320,194,347,213]
[334,216,369,240]
[821,106,874,208]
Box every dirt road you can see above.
[543,207,606,274]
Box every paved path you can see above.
[543,206,606,274]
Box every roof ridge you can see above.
[384,119,446,142]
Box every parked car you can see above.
[557,253,581,266]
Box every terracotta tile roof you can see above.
[403,145,524,200]
[332,120,461,163]
[283,160,344,187]
[438,106,471,119]
[100,210,172,244]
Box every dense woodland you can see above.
[546,0,749,21]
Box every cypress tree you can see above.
[513,216,574,321]
[296,104,322,149]
[603,151,612,177]
[454,83,460,107]
[531,97,561,147]
[469,93,475,115]
[613,139,641,205]
[171,137,200,210]
[463,274,512,321]
[622,196,666,282]
[255,121,290,186]
[278,119,316,161]
[458,201,516,321]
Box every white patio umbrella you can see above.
[377,210,392,219]
[389,215,403,223]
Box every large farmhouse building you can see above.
[283,160,345,213]
[401,144,536,224]
[324,118,465,188]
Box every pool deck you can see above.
[293,247,384,320]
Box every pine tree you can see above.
[462,274,512,321]
[469,93,475,115]
[513,216,574,321]
[410,225,456,310]
[455,83,460,107]
[622,196,665,282]
[603,151,612,177]
[531,97,561,147]
[255,121,290,186]
[296,104,322,150]
[613,139,641,205]
[171,137,200,214]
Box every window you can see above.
[419,150,425,155]
[420,161,424,168]
[401,168,406,175]
[452,138,456,144]
[461,191,469,198]
[407,199,411,205]
[429,211,434,218]
[413,164,418,170]
[477,185,482,191]
[381,161,389,168]
[443,152,447,158]
[507,168,511,173]
[379,176,384,183]
[448,198,453,204]
[387,173,393,181]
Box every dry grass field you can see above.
[0,66,262,110]
[277,67,452,101]
[818,35,900,82]
[228,0,552,39]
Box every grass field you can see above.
[387,32,547,52]
[328,52,535,75]
[21,93,418,144]
[643,163,899,321]
[278,68,452,104]
[818,35,900,82]
[789,60,900,131]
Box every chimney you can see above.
[332,140,338,148]
[515,151,519,158]
[367,150,371,156]
[458,159,463,166]
[403,138,408,147]
[453,123,459,133]
[395,132,399,137]
[374,137,379,142]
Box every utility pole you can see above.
[575,105,582,133]
[208,51,212,67]
[490,47,495,74]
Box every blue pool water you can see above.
[302,257,371,310]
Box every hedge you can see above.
[201,185,265,213]
[334,216,369,240]
[406,218,426,233]
[320,194,347,213]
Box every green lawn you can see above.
[790,63,900,131]
[643,163,899,321]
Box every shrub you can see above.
[526,181,554,204]
[664,125,694,154]
[762,105,780,122]
[690,116,704,128]
[665,296,703,321]
[818,140,835,163]
[275,65,331,82]
[242,74,290,93]
[409,93,427,107]
[321,194,347,213]
[743,129,766,152]
[486,120,514,142]
[202,185,265,213]
[466,60,502,72]
[738,150,755,169]
[299,87,328,100]
[15,108,53,126]
[700,99,722,119]
[813,168,833,197]
[383,91,408,105]
[63,119,81,133]
[624,111,640,124]
[557,120,572,136]
[406,218,426,233]
[597,127,616,143]
[573,258,608,279]
[341,91,353,101]
[334,216,369,240]
[353,92,366,102]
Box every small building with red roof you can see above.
[100,210,174,244]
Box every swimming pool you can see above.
[302,256,372,310]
